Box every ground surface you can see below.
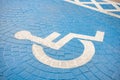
[0,0,120,80]
[111,0,120,2]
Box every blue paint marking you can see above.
[0,0,120,80]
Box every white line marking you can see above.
[32,40,95,68]
[15,30,104,50]
[91,0,104,10]
[44,32,61,42]
[14,30,105,68]
[65,0,120,18]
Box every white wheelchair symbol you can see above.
[14,30,105,68]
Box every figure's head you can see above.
[14,30,31,39]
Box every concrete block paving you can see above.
[0,0,120,80]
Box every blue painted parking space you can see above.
[0,0,120,80]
